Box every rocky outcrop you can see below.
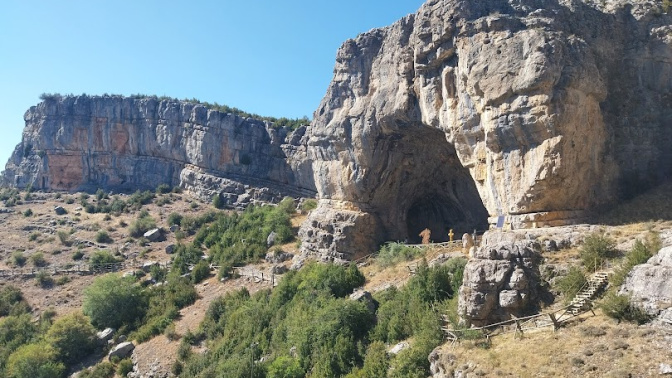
[458,231,546,327]
[298,0,672,260]
[2,95,316,208]
[620,234,672,326]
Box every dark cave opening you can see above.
[406,195,469,244]
[368,125,489,245]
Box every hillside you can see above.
[0,184,670,377]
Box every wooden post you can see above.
[548,313,559,331]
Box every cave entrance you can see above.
[406,195,468,243]
[368,125,488,245]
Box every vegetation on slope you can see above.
[176,260,466,378]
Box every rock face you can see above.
[298,0,672,260]
[2,95,316,209]
[458,231,546,327]
[4,1,672,262]
[620,243,672,325]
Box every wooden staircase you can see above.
[559,271,610,320]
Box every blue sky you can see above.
[0,0,423,170]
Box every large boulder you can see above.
[108,341,134,360]
[620,245,672,325]
[458,231,547,327]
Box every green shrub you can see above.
[117,359,134,377]
[35,271,54,288]
[77,362,114,378]
[611,238,655,287]
[28,232,39,242]
[22,209,32,217]
[95,231,113,244]
[267,356,303,378]
[580,232,617,271]
[557,266,587,301]
[12,252,26,267]
[83,275,147,329]
[212,194,224,209]
[72,251,84,261]
[599,292,651,324]
[376,242,423,267]
[95,189,108,200]
[0,286,30,317]
[6,342,65,378]
[30,252,48,267]
[46,313,96,365]
[300,199,317,212]
[89,250,120,266]
[167,212,183,226]
[129,214,156,238]
[156,184,171,194]
[191,260,211,283]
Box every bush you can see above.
[599,292,651,324]
[167,212,183,226]
[89,250,120,266]
[376,242,423,267]
[6,342,65,378]
[557,266,587,301]
[580,232,617,271]
[12,252,26,267]
[30,252,48,267]
[35,271,54,288]
[212,194,224,209]
[0,286,30,316]
[156,184,171,194]
[191,260,210,284]
[78,362,115,378]
[72,250,84,261]
[95,231,113,244]
[129,214,156,238]
[117,358,134,377]
[22,209,32,217]
[611,238,656,287]
[83,275,147,329]
[46,313,96,365]
[300,199,317,212]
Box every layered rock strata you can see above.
[299,0,672,259]
[457,231,546,327]
[2,95,316,208]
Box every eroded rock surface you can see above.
[298,0,672,258]
[4,1,672,262]
[2,95,316,208]
[458,231,546,326]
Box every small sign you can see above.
[496,216,505,229]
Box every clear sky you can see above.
[0,0,424,169]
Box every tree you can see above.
[83,275,146,329]
[46,313,96,365]
[6,342,65,378]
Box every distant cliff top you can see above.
[37,93,311,131]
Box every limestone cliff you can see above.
[2,95,316,207]
[4,1,672,262]
[299,0,672,260]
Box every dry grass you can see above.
[438,310,672,377]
